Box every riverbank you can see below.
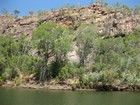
[0,81,71,90]
[0,81,140,92]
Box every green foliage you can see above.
[122,72,140,85]
[97,0,108,6]
[0,35,37,80]
[13,9,20,17]
[28,10,34,15]
[58,63,85,81]
[1,8,8,14]
[0,23,72,82]
[7,55,37,74]
[133,5,140,15]
[113,2,131,13]
[0,36,16,78]
[76,24,99,66]
[0,15,140,88]
[32,22,72,81]
[32,23,72,57]
[134,27,140,35]
[80,70,118,85]
[113,2,123,10]
[13,76,21,86]
[105,6,115,13]
[0,76,3,85]
[2,68,14,80]
[37,10,48,17]
[73,26,139,88]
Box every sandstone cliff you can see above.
[0,2,140,37]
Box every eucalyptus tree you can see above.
[13,9,20,17]
[1,8,8,14]
[28,10,34,16]
[97,0,108,6]
[32,22,72,81]
[75,24,99,67]
[133,5,140,15]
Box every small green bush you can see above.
[2,68,15,80]
[99,70,119,83]
[13,76,21,86]
[58,63,85,80]
[122,72,140,85]
[80,70,119,86]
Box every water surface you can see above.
[0,87,140,105]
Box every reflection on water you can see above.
[0,88,140,105]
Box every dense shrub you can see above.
[0,35,37,80]
[0,23,140,87]
[122,72,140,85]
[58,63,85,81]
[80,70,118,85]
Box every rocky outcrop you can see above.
[0,2,140,37]
[0,14,38,37]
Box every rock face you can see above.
[67,43,80,64]
[0,2,140,37]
